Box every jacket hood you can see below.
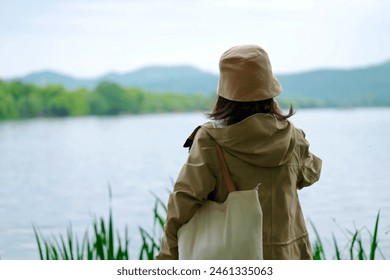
[202,113,296,168]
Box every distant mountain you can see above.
[21,71,98,89]
[19,65,218,94]
[276,60,390,106]
[9,60,390,106]
[100,66,218,94]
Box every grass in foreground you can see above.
[33,191,386,260]
[310,211,384,260]
[33,208,130,260]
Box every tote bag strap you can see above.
[215,144,236,193]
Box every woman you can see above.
[157,45,322,260]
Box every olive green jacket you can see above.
[157,113,322,260]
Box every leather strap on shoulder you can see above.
[215,144,236,193]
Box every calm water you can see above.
[0,109,389,259]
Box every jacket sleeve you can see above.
[296,129,322,189]
[156,128,216,259]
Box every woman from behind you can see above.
[157,44,322,260]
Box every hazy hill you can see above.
[101,66,217,94]
[10,60,390,106]
[21,71,96,89]
[276,60,390,106]
[20,65,217,94]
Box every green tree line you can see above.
[1,79,364,121]
[0,80,214,120]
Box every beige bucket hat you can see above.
[217,45,282,102]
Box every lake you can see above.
[0,108,389,259]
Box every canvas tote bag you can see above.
[177,144,263,260]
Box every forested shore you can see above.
[0,80,214,120]
[1,79,387,121]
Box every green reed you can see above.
[138,193,166,260]
[33,208,130,260]
[33,187,130,260]
[310,211,384,260]
[33,190,386,260]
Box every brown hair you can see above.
[207,96,295,126]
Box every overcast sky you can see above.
[1,0,389,78]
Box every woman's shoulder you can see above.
[290,122,306,137]
[183,122,214,150]
[289,123,312,151]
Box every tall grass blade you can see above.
[86,235,93,260]
[332,234,341,260]
[52,235,64,259]
[312,241,323,260]
[50,243,59,260]
[369,211,380,260]
[153,202,165,230]
[67,225,74,260]
[108,209,114,260]
[33,224,44,260]
[139,228,149,260]
[349,230,359,259]
[116,231,123,260]
[44,239,50,260]
[75,234,83,260]
[92,218,103,259]
[59,235,70,260]
[309,220,326,260]
[124,226,130,260]
[138,227,160,260]
[357,237,367,260]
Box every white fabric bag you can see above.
[177,144,263,260]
